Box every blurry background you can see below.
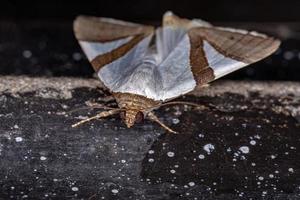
[0,0,299,80]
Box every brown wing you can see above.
[74,15,154,42]
[155,12,280,101]
[156,11,211,63]
[73,16,154,72]
[187,27,281,84]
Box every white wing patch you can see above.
[203,41,247,79]
[98,35,157,94]
[79,36,133,61]
[156,27,186,63]
[158,34,196,100]
[75,12,279,102]
[98,34,196,101]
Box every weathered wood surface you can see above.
[0,76,299,200]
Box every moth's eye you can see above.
[135,111,144,123]
[120,111,126,120]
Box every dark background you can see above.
[0,0,299,80]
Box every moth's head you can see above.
[120,109,144,128]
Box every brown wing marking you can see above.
[73,15,154,72]
[74,15,154,42]
[90,34,145,71]
[188,31,215,86]
[189,27,280,64]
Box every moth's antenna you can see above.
[147,112,177,134]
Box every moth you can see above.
[72,11,280,133]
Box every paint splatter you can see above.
[239,146,250,154]
[203,144,215,154]
[15,137,23,142]
[111,189,119,194]
[40,156,47,161]
[167,152,175,157]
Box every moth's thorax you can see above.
[113,92,161,128]
[113,92,161,111]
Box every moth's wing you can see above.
[156,13,280,101]
[155,11,211,63]
[187,27,281,84]
[73,16,154,88]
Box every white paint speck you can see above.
[148,158,154,163]
[254,135,261,139]
[258,176,264,181]
[170,169,176,174]
[288,168,294,173]
[172,118,180,124]
[111,189,119,194]
[40,156,47,161]
[15,137,23,142]
[167,152,175,157]
[188,182,195,187]
[148,150,154,154]
[198,154,205,159]
[72,52,82,61]
[269,174,274,178]
[71,187,79,192]
[121,159,126,163]
[23,50,32,58]
[203,144,215,154]
[239,146,250,154]
[250,140,256,145]
[13,124,19,129]
[284,51,295,60]
[198,134,204,138]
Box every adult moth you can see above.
[72,11,280,133]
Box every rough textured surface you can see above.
[0,76,299,199]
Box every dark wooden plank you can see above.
[0,76,299,199]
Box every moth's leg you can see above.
[97,95,115,103]
[201,83,210,88]
[84,95,116,110]
[91,83,114,102]
[160,101,209,110]
[72,109,121,128]
[68,102,115,114]
[161,101,241,114]
[147,112,177,134]
[85,100,115,109]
